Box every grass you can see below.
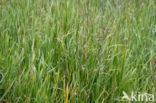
[0,0,156,102]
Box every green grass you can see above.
[0,0,156,103]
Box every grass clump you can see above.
[0,0,156,103]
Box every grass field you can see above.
[0,0,156,103]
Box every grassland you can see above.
[0,0,156,103]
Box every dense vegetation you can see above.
[0,0,156,102]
